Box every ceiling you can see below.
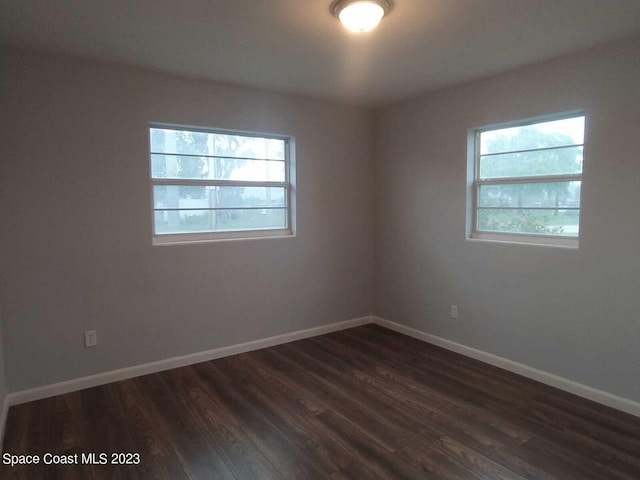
[2,0,640,106]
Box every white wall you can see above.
[0,50,375,392]
[374,37,640,402]
[2,37,639,408]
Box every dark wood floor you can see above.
[2,324,640,479]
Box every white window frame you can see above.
[468,112,585,248]
[150,124,294,245]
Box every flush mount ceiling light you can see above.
[331,0,393,33]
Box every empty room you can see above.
[1,1,640,478]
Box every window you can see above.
[469,113,585,247]
[150,125,293,244]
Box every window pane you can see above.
[478,182,581,209]
[479,146,583,179]
[154,208,287,235]
[150,128,215,155]
[151,154,285,181]
[150,128,285,160]
[214,134,285,160]
[480,116,585,155]
[477,208,579,237]
[153,186,286,209]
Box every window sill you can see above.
[468,232,578,249]
[153,229,294,246]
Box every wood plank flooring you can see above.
[2,324,639,479]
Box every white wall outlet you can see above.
[85,330,97,348]
[450,305,459,319]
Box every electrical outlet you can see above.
[450,305,458,319]
[85,330,97,348]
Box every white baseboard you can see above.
[7,316,373,407]
[0,393,8,451]
[372,316,640,418]
[6,315,639,420]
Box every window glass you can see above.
[150,126,292,243]
[471,114,585,244]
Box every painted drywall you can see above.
[374,37,640,402]
[0,50,374,392]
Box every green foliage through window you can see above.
[150,126,290,240]
[473,115,584,239]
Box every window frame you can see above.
[468,112,585,248]
[149,123,294,245]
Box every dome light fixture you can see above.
[331,0,393,33]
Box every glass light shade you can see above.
[338,1,386,33]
